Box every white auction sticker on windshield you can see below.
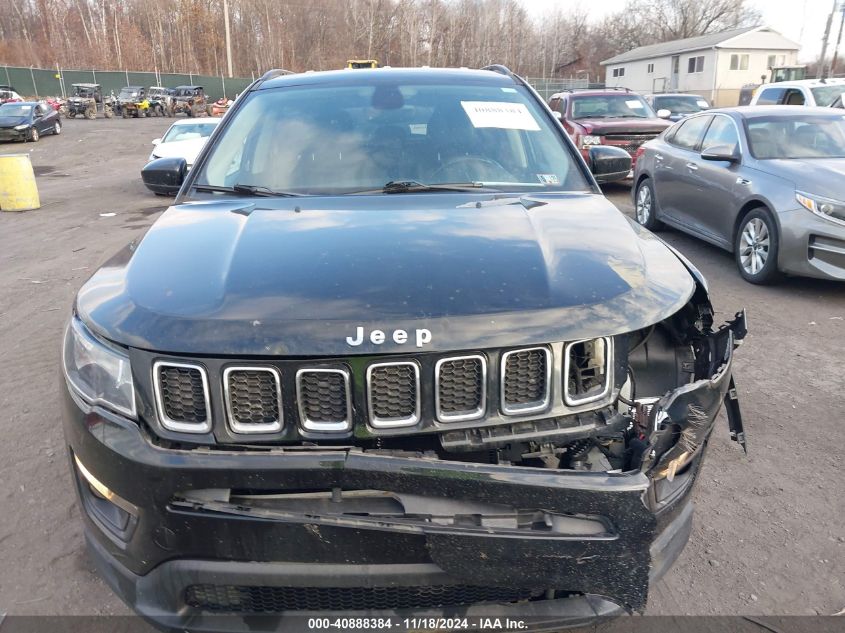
[697,100,709,107]
[461,101,540,130]
[625,100,644,108]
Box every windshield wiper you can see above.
[380,180,493,194]
[193,183,304,197]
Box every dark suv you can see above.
[548,88,672,182]
[63,66,747,629]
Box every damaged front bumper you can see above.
[62,312,747,631]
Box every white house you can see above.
[601,26,800,106]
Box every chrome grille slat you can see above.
[224,367,283,434]
[296,368,352,432]
[367,362,420,428]
[153,361,212,433]
[500,347,551,415]
[435,355,486,422]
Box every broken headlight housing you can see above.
[62,317,136,418]
[796,191,845,226]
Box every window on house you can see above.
[688,56,704,73]
[767,55,776,68]
[612,67,625,78]
[730,54,749,70]
[647,63,654,73]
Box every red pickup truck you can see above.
[548,89,671,182]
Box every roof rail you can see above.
[259,69,296,82]
[481,64,514,77]
[559,86,630,93]
[480,64,526,86]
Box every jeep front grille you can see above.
[296,368,352,432]
[184,583,543,612]
[501,347,551,414]
[435,355,486,422]
[367,362,420,427]
[223,367,282,433]
[153,361,212,433]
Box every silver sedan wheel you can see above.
[635,185,651,224]
[739,217,770,275]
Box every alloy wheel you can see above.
[636,185,651,224]
[739,218,770,276]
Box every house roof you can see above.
[600,26,797,65]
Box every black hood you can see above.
[0,116,29,128]
[77,193,695,356]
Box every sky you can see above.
[521,0,837,63]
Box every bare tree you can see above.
[0,0,761,79]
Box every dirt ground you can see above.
[0,117,842,621]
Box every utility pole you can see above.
[830,2,845,77]
[223,0,233,78]
[818,0,837,78]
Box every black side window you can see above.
[757,87,785,105]
[783,89,805,106]
[668,115,712,151]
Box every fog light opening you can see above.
[74,455,137,536]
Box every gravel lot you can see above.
[0,117,843,621]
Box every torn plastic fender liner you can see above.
[651,310,748,479]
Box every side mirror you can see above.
[656,108,671,119]
[141,157,186,196]
[152,138,161,145]
[701,144,740,163]
[552,110,563,120]
[588,145,632,183]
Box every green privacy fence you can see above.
[2,65,255,101]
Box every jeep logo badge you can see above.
[346,326,432,348]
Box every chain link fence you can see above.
[2,65,254,101]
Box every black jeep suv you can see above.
[62,66,747,629]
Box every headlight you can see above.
[796,191,845,225]
[62,317,136,418]
[14,124,28,130]
[581,135,602,146]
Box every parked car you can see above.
[748,78,845,107]
[171,85,209,117]
[645,93,711,121]
[0,89,24,104]
[633,106,845,283]
[548,88,671,182]
[65,65,748,629]
[145,118,221,180]
[0,101,61,142]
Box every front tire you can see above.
[735,208,781,284]
[53,120,62,135]
[634,178,663,231]
[29,127,39,142]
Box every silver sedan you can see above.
[632,106,845,283]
